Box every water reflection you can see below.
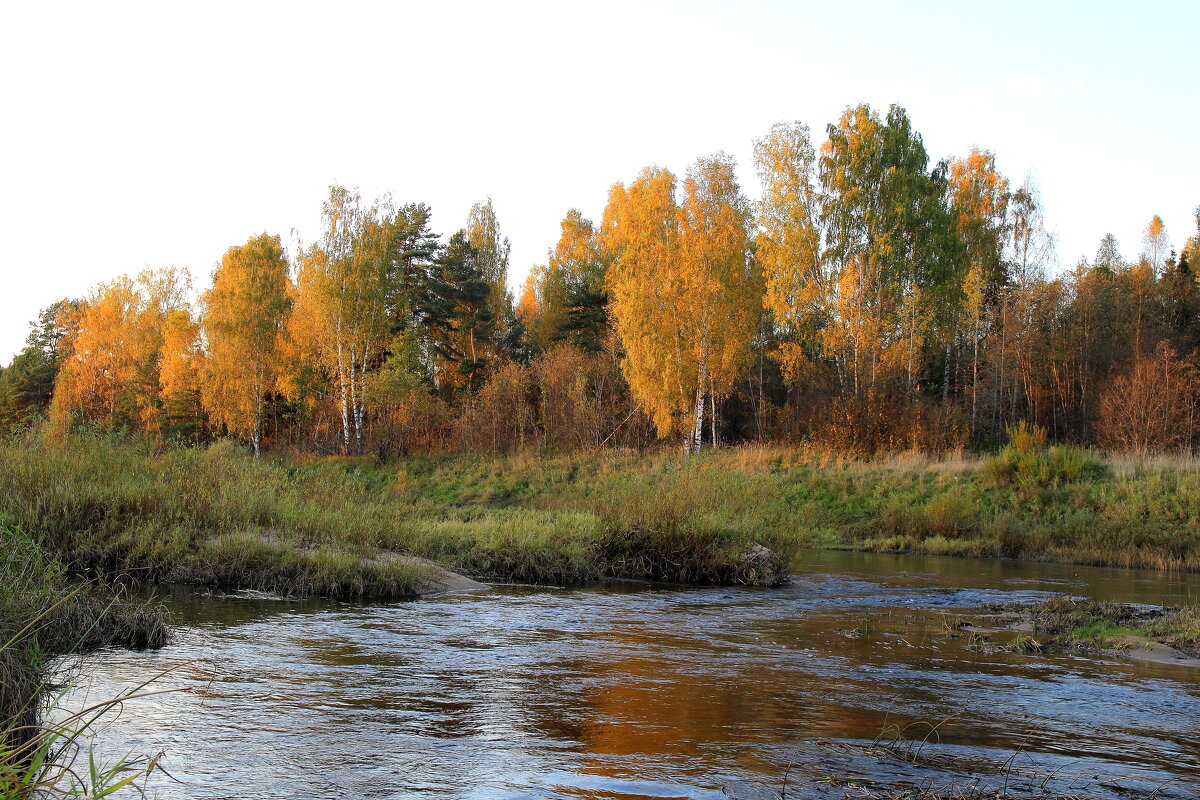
[61,554,1200,799]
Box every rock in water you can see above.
[736,543,789,586]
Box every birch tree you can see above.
[202,233,291,455]
[818,104,957,397]
[947,148,1010,429]
[604,156,756,454]
[49,268,192,434]
[677,153,758,453]
[1142,215,1170,275]
[292,186,392,453]
[603,167,689,444]
[753,120,826,383]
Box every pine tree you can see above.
[422,230,496,394]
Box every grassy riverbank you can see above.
[1,524,168,795]
[381,436,1200,572]
[1,431,1199,604]
[0,432,789,596]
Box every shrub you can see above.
[984,422,1104,488]
[1098,343,1200,455]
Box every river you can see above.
[59,552,1200,799]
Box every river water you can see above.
[61,552,1200,799]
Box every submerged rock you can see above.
[736,543,789,587]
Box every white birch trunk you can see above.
[336,338,351,455]
[692,357,707,456]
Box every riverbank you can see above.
[0,524,168,793]
[1,432,1198,605]
[0,433,790,598]
[378,440,1200,573]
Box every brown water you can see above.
[61,552,1200,799]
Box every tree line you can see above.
[3,102,1199,456]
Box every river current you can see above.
[60,552,1200,799]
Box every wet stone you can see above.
[736,543,789,586]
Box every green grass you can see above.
[2,430,1199,607]
[0,432,790,596]
[0,433,431,599]
[373,442,1200,573]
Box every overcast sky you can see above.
[2,0,1197,362]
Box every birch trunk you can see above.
[336,338,351,454]
[692,357,707,455]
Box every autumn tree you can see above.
[201,233,291,455]
[1098,343,1198,454]
[516,270,541,343]
[947,147,1010,429]
[753,120,825,385]
[948,148,1009,304]
[159,308,206,442]
[604,155,757,453]
[50,268,192,434]
[677,153,759,451]
[292,186,394,453]
[459,359,534,452]
[603,168,688,443]
[536,344,600,449]
[818,104,958,398]
[367,330,448,457]
[1142,214,1170,274]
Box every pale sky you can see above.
[2,0,1197,363]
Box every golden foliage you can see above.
[603,156,757,450]
[201,233,291,453]
[291,186,393,453]
[50,268,192,434]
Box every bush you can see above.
[984,423,1104,488]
